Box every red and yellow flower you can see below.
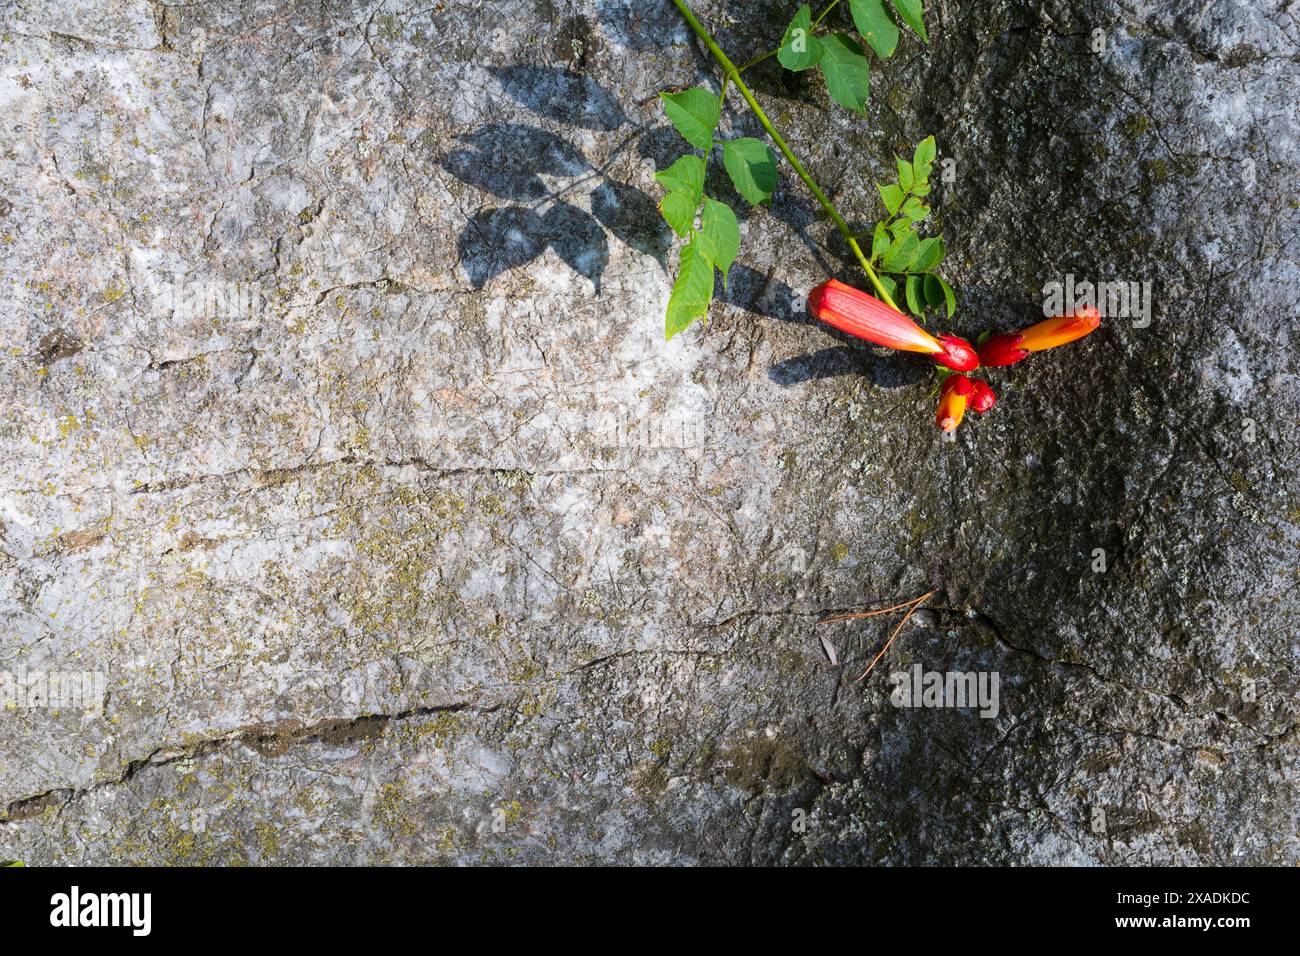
[808,282,1100,433]
[978,306,1102,367]
[808,279,978,371]
[936,374,973,432]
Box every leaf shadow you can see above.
[456,202,615,293]
[722,262,803,324]
[457,206,547,289]
[445,116,674,290]
[591,180,673,264]
[488,65,630,130]
[440,123,590,202]
[595,0,686,52]
[546,201,611,292]
[446,64,862,298]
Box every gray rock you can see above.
[0,0,1295,865]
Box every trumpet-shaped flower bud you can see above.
[1019,305,1102,352]
[936,374,973,432]
[807,279,943,355]
[968,379,996,413]
[978,332,1029,367]
[934,334,979,372]
[978,307,1102,367]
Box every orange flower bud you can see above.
[936,374,972,432]
[1019,305,1102,352]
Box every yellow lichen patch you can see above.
[324,467,470,640]
[415,711,464,749]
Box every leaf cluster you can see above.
[656,88,780,338]
[777,0,928,114]
[869,136,954,319]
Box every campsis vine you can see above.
[657,0,1100,432]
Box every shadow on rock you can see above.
[595,0,685,51]
[458,202,610,291]
[447,73,832,293]
[457,207,545,288]
[591,180,672,263]
[769,345,929,389]
[723,263,803,324]
[546,201,611,291]
[440,123,590,202]
[489,65,629,130]
[445,114,670,289]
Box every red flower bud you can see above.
[936,374,972,432]
[807,279,943,355]
[968,379,996,413]
[933,334,979,372]
[978,332,1029,367]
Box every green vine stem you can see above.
[671,0,900,311]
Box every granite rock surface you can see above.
[0,0,1296,864]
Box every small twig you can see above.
[817,595,930,625]
[852,589,937,682]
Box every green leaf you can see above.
[905,274,922,315]
[723,138,779,205]
[913,236,944,272]
[655,155,705,202]
[871,222,890,259]
[666,241,715,339]
[912,182,932,197]
[660,88,721,150]
[913,135,936,181]
[878,275,897,299]
[939,276,956,317]
[819,34,871,114]
[697,198,740,287]
[975,328,991,347]
[659,189,699,238]
[850,0,900,59]
[778,5,824,71]
[890,0,928,42]
[881,231,919,272]
[900,196,928,223]
[923,273,944,307]
[927,273,955,318]
[896,157,914,192]
[877,182,904,215]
